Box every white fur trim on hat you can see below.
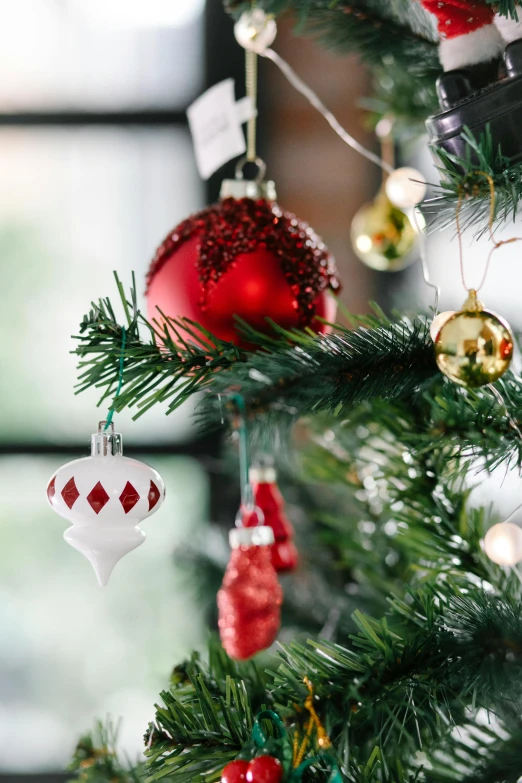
[495,12,522,44]
[439,23,504,70]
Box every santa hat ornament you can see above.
[423,1,522,169]
[421,0,504,72]
[47,422,165,585]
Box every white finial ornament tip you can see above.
[64,525,146,586]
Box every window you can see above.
[0,0,225,772]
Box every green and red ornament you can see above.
[222,757,284,783]
[146,172,340,348]
[221,710,342,783]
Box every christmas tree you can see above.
[65,2,522,783]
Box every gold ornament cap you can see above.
[461,288,484,312]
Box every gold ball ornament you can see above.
[350,192,416,272]
[434,290,514,388]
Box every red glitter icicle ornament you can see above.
[245,463,298,573]
[146,170,340,348]
[217,516,283,660]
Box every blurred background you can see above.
[1,0,521,779]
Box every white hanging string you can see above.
[412,206,439,312]
[261,47,394,175]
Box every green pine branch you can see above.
[72,280,522,783]
[424,127,522,235]
[73,277,522,470]
[485,0,519,20]
[144,641,272,783]
[68,720,144,783]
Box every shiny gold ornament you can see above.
[350,191,417,272]
[434,290,513,388]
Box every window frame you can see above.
[0,2,251,778]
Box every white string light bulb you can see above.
[483,522,522,566]
[385,167,427,209]
[234,9,277,53]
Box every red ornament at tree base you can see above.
[222,756,283,783]
[246,757,284,783]
[217,525,283,660]
[146,178,340,348]
[222,760,249,783]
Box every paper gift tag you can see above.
[187,78,256,180]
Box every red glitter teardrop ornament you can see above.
[245,465,298,573]
[146,184,340,348]
[217,526,283,660]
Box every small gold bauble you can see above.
[350,192,416,272]
[434,290,513,387]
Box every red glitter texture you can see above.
[146,197,340,346]
[217,544,283,660]
[244,481,298,573]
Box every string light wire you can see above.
[261,47,393,174]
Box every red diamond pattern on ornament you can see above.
[61,477,80,509]
[119,481,140,514]
[47,476,56,503]
[148,480,161,511]
[86,481,110,514]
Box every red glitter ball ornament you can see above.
[244,465,298,573]
[246,756,284,783]
[222,760,249,783]
[217,535,283,660]
[146,196,340,347]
